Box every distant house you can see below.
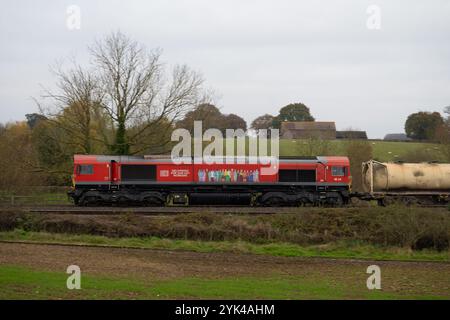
[384,133,412,141]
[336,131,368,140]
[280,121,336,139]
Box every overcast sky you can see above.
[1,0,449,138]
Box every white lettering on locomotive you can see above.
[171,121,279,175]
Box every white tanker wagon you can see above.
[361,160,450,206]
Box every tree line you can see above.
[0,31,449,190]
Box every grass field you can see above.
[1,264,444,300]
[278,139,444,162]
[0,230,448,262]
[0,191,71,206]
[1,206,449,300]
[198,138,444,162]
[1,241,448,300]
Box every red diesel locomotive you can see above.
[68,155,351,206]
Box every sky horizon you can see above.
[1,0,449,139]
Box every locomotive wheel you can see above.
[143,196,164,207]
[117,196,131,206]
[80,196,99,206]
[327,194,343,207]
[263,196,285,207]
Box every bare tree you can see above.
[37,31,207,156]
[90,31,205,154]
[444,106,450,119]
[37,63,106,154]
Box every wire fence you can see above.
[0,186,72,206]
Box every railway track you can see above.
[1,203,447,215]
[0,205,318,215]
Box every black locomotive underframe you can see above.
[69,183,350,206]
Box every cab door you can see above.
[110,160,119,187]
[316,163,326,183]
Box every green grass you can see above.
[0,265,445,300]
[152,276,351,299]
[368,141,443,162]
[0,192,71,206]
[279,139,444,162]
[0,265,150,300]
[196,138,444,162]
[1,229,448,262]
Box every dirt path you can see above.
[0,242,372,279]
[1,242,449,298]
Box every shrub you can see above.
[1,207,448,251]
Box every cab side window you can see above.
[331,166,345,176]
[77,164,94,175]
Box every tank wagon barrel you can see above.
[360,160,450,206]
[362,160,450,192]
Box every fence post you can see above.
[11,195,15,206]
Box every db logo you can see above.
[160,170,169,177]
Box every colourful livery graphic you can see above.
[197,168,259,183]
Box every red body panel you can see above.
[72,155,351,185]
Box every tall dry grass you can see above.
[1,207,449,251]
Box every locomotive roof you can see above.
[74,155,349,165]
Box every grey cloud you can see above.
[0,0,449,138]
